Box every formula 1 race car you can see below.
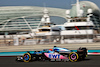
[16,46,87,62]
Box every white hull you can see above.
[61,39,93,44]
[61,30,93,35]
[35,32,60,36]
[0,34,32,39]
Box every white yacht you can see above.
[57,0,96,43]
[32,8,61,44]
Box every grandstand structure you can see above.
[0,6,66,35]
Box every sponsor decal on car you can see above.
[49,54,60,59]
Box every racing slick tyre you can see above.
[23,53,31,62]
[69,52,79,62]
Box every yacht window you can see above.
[70,20,73,22]
[90,16,93,18]
[79,19,82,22]
[35,36,46,39]
[78,26,93,30]
[39,29,50,32]
[76,19,81,22]
[65,26,93,30]
[76,19,79,22]
[73,20,75,22]
[74,19,87,22]
[83,19,87,22]
[65,27,76,30]
[70,20,76,22]
[78,19,81,22]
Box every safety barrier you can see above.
[0,50,100,56]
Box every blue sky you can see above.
[0,0,99,9]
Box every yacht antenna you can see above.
[37,3,50,28]
[43,3,46,9]
[76,0,80,17]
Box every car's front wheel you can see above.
[23,53,31,62]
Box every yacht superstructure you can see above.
[32,8,61,44]
[58,0,96,43]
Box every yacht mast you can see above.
[37,7,51,28]
[76,0,81,17]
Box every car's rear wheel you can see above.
[69,52,79,62]
[23,53,31,62]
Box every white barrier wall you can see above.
[62,39,93,44]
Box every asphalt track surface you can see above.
[0,56,100,67]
